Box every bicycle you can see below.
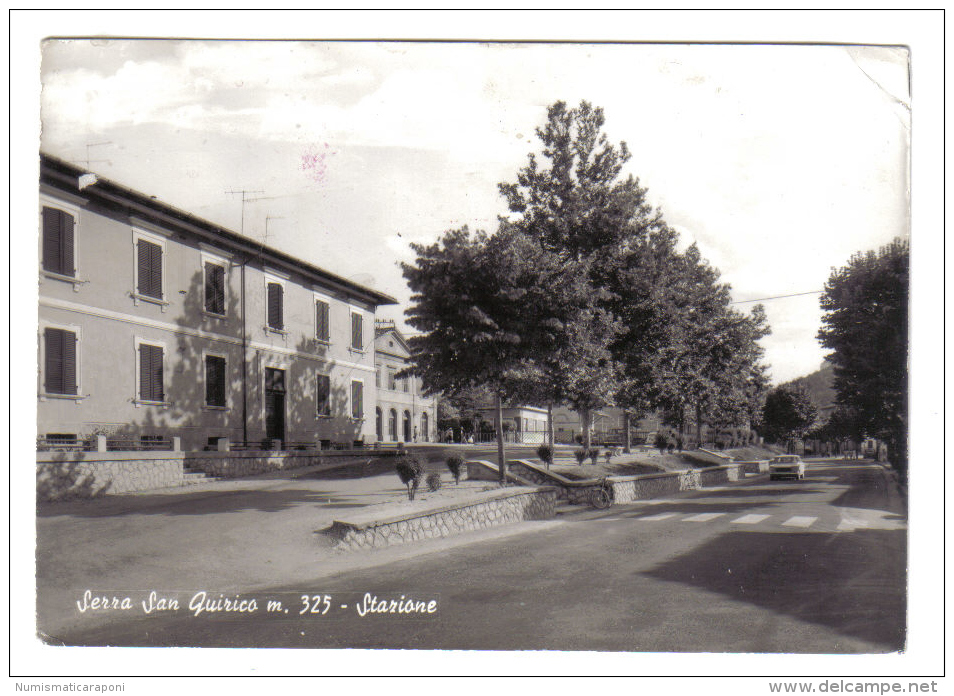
[590,476,613,509]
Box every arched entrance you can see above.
[421,412,429,442]
[388,409,397,441]
[403,410,412,442]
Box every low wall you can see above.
[36,451,186,501]
[37,449,394,501]
[737,460,769,474]
[327,486,558,552]
[504,458,744,506]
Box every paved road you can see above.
[46,459,906,653]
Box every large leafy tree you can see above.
[402,224,610,479]
[761,386,818,445]
[498,100,669,445]
[817,238,909,477]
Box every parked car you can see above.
[769,455,805,481]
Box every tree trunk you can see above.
[695,402,703,447]
[547,403,554,447]
[495,394,507,485]
[581,408,592,451]
[623,409,632,454]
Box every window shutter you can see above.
[351,313,362,349]
[316,374,331,416]
[62,331,77,395]
[351,381,363,418]
[267,283,283,329]
[206,263,225,315]
[44,328,77,395]
[205,355,226,407]
[138,240,162,299]
[139,344,163,402]
[42,208,61,273]
[60,212,75,277]
[316,301,329,341]
[42,207,74,276]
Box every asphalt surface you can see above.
[38,458,906,653]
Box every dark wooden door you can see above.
[265,368,286,443]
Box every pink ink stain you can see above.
[301,143,337,185]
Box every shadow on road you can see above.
[642,527,906,652]
[37,486,409,519]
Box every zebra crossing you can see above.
[592,508,894,532]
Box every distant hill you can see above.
[781,362,836,409]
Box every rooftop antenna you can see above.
[84,141,112,170]
[263,215,284,248]
[225,188,265,237]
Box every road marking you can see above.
[837,517,870,531]
[731,514,770,524]
[638,512,678,521]
[782,516,817,528]
[682,512,725,522]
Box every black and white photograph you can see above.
[10,8,944,688]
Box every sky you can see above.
[38,40,909,385]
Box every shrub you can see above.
[588,448,600,465]
[426,472,442,492]
[574,449,587,464]
[395,456,425,500]
[604,449,613,464]
[445,455,464,485]
[654,432,668,454]
[536,444,554,469]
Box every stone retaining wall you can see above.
[36,452,185,500]
[37,449,392,501]
[328,486,558,552]
[503,458,744,506]
[737,460,769,474]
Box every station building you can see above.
[38,153,397,452]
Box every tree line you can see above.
[401,101,770,481]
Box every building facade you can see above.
[373,321,438,443]
[551,406,663,444]
[38,154,397,452]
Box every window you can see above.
[137,238,163,300]
[138,343,164,403]
[351,312,363,350]
[204,262,226,315]
[205,355,227,407]
[351,380,363,419]
[402,375,410,393]
[44,327,77,395]
[267,282,284,330]
[388,368,396,391]
[375,368,381,389]
[315,300,330,342]
[42,206,75,277]
[316,374,331,417]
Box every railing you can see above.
[37,435,180,452]
[36,436,94,452]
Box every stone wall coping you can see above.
[330,485,558,532]
[509,458,741,486]
[698,447,736,461]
